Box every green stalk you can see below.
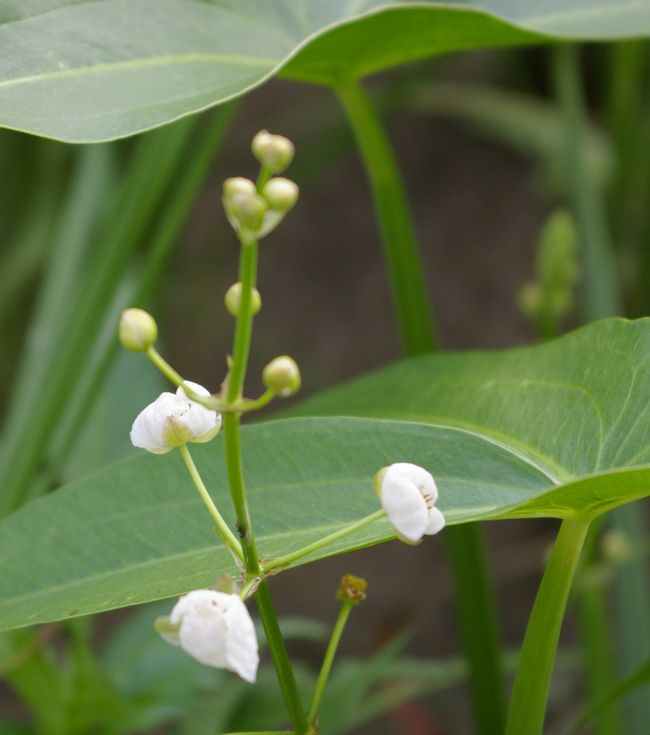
[604,41,646,242]
[506,516,590,735]
[179,445,243,563]
[308,601,353,723]
[553,44,650,733]
[35,108,235,495]
[335,79,436,355]
[552,44,622,319]
[336,78,505,734]
[575,516,622,735]
[222,231,307,734]
[264,510,385,573]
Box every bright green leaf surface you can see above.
[295,318,650,482]
[2,0,650,141]
[0,319,647,632]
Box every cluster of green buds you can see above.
[222,130,299,244]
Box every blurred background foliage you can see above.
[1,39,649,734]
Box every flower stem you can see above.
[264,510,385,573]
[308,601,353,724]
[222,231,308,734]
[256,581,308,733]
[178,445,243,563]
[505,515,591,735]
[146,345,185,386]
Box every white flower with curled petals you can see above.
[375,462,446,544]
[156,589,259,682]
[130,381,221,454]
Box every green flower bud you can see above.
[223,176,256,199]
[119,308,158,352]
[225,282,262,317]
[263,177,299,211]
[262,355,301,397]
[251,130,295,173]
[336,574,367,605]
[227,191,267,233]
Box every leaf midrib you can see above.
[0,53,278,90]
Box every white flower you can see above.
[158,589,259,682]
[130,381,221,454]
[375,462,445,544]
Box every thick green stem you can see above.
[255,581,308,734]
[222,234,307,734]
[336,79,436,355]
[308,601,353,723]
[336,77,505,735]
[506,516,590,735]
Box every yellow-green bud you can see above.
[263,177,299,211]
[262,355,301,397]
[223,176,256,199]
[251,130,295,173]
[225,282,262,317]
[336,574,367,605]
[227,191,267,232]
[119,308,158,352]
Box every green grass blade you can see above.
[42,104,237,490]
[572,656,650,734]
[0,117,197,516]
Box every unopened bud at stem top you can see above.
[225,282,261,317]
[263,177,299,211]
[251,130,295,173]
[119,308,158,352]
[262,355,301,397]
[223,177,257,199]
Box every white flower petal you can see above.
[424,506,446,535]
[378,463,444,543]
[130,382,221,453]
[224,596,260,683]
[380,474,429,543]
[169,590,258,682]
[130,392,177,453]
[386,462,438,503]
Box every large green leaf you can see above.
[2,1,650,141]
[0,319,647,632]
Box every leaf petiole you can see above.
[263,509,386,573]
